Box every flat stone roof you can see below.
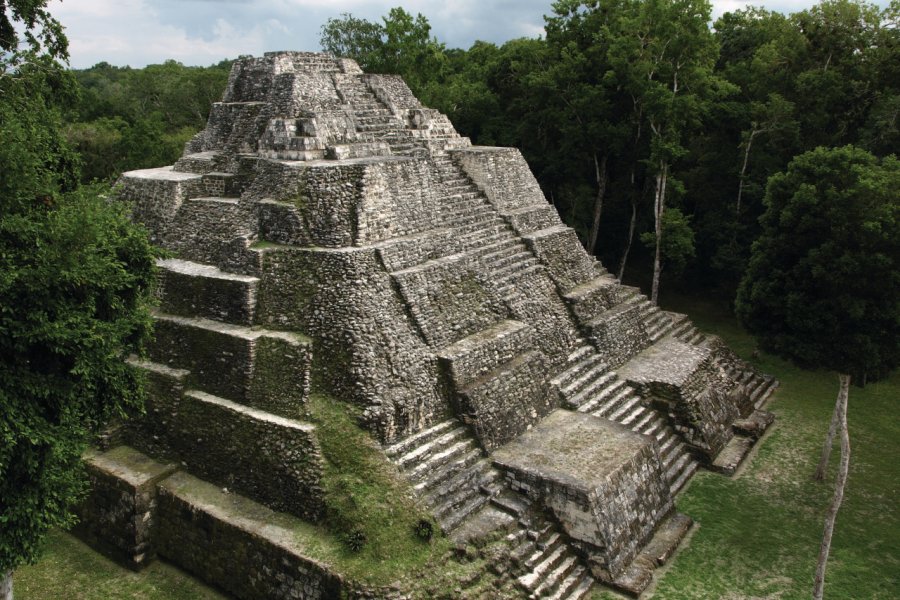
[492,409,650,492]
[617,338,709,388]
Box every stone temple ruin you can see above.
[78,52,777,598]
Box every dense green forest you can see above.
[64,0,898,301]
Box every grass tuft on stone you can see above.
[306,393,452,585]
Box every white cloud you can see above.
[47,0,894,69]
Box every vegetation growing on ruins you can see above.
[2,0,898,597]
[306,394,452,583]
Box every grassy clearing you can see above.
[13,530,226,600]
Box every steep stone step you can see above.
[519,536,566,591]
[532,554,580,598]
[148,313,311,416]
[383,418,458,460]
[670,456,699,495]
[433,468,498,533]
[393,425,471,470]
[645,308,673,342]
[156,258,258,325]
[493,256,542,284]
[568,372,622,412]
[411,442,483,493]
[548,566,594,600]
[438,319,534,388]
[424,457,493,509]
[552,352,608,398]
[123,380,323,520]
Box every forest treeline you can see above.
[65,0,899,300]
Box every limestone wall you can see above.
[75,447,177,569]
[254,246,445,441]
[126,367,325,521]
[156,473,342,600]
[453,147,547,213]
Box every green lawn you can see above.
[640,294,900,599]
[14,295,900,599]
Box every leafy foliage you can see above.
[61,60,232,183]
[1,16,159,576]
[320,8,446,101]
[736,145,900,379]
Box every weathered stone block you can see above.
[457,350,554,450]
[504,204,560,235]
[156,258,259,325]
[75,446,178,570]
[452,146,546,213]
[149,313,311,412]
[438,319,534,388]
[563,276,622,323]
[619,338,738,459]
[492,410,673,579]
[115,168,205,244]
[523,225,598,291]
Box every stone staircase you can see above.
[383,419,500,534]
[333,74,422,156]
[385,421,596,600]
[552,343,698,495]
[497,493,595,600]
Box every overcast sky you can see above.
[49,0,891,69]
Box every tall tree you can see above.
[543,0,631,255]
[0,4,159,598]
[608,0,725,301]
[319,7,446,102]
[736,145,900,599]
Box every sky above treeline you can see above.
[50,0,893,69]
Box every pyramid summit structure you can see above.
[79,52,777,598]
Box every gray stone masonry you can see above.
[75,446,178,570]
[493,410,673,580]
[86,51,781,598]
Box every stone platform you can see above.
[492,410,673,581]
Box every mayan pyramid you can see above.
[78,52,777,598]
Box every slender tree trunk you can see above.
[618,194,638,282]
[1,570,11,600]
[814,394,841,482]
[813,373,851,600]
[587,153,608,255]
[650,160,668,305]
[737,129,758,214]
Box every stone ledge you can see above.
[75,446,179,570]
